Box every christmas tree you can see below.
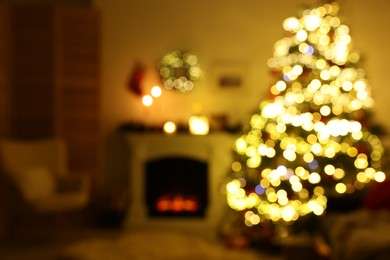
[225,2,387,232]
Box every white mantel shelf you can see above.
[122,132,237,233]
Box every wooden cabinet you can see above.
[0,4,100,178]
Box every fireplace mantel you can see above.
[123,132,236,233]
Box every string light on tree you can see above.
[226,2,387,227]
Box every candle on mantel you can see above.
[189,116,209,135]
[163,121,177,135]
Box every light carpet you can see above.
[62,229,280,260]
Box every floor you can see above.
[0,227,284,260]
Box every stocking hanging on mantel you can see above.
[225,1,387,227]
[127,61,145,96]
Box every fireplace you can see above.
[145,156,208,217]
[123,133,235,233]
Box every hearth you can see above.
[123,133,236,232]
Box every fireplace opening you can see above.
[145,156,208,217]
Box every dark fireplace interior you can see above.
[145,156,208,217]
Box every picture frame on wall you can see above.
[211,61,250,95]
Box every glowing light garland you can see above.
[226,2,387,226]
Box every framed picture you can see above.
[211,61,250,95]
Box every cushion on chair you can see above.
[0,138,90,214]
[14,166,57,202]
[0,139,67,178]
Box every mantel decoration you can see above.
[158,50,203,93]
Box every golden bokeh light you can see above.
[226,1,387,226]
[163,121,176,135]
[151,85,162,97]
[142,95,153,106]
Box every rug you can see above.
[62,229,280,260]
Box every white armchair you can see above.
[0,138,90,215]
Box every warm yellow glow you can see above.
[276,81,287,91]
[245,146,257,157]
[314,186,325,195]
[232,162,242,172]
[283,149,296,161]
[260,178,270,188]
[307,134,317,144]
[311,143,322,155]
[349,52,360,63]
[163,121,176,135]
[283,17,300,31]
[320,105,331,116]
[333,168,345,179]
[324,164,335,175]
[329,65,341,76]
[335,183,347,194]
[296,30,308,41]
[142,95,153,106]
[296,167,309,180]
[308,172,321,184]
[316,59,327,70]
[262,102,285,118]
[226,180,241,194]
[303,153,314,163]
[235,138,247,154]
[267,147,276,158]
[282,205,296,221]
[225,1,386,225]
[291,182,303,192]
[299,189,309,199]
[250,214,261,225]
[151,85,162,97]
[304,15,322,31]
[354,154,368,169]
[374,171,386,182]
[347,147,358,157]
[247,155,261,168]
[365,168,376,179]
[357,172,368,183]
[189,116,209,135]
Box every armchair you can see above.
[0,138,90,234]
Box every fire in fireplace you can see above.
[155,195,199,213]
[145,156,208,217]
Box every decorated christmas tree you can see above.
[225,1,387,238]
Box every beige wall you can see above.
[93,0,390,142]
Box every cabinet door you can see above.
[0,5,10,137]
[54,6,100,176]
[10,6,55,139]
